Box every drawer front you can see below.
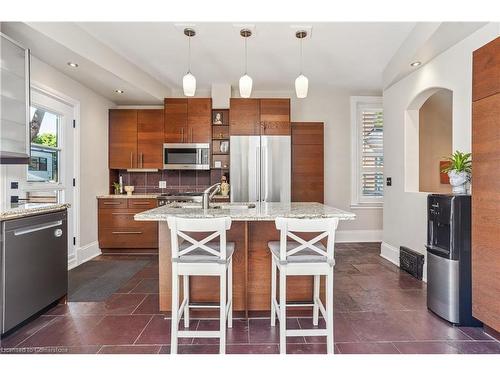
[127,198,157,209]
[98,198,127,209]
[99,225,158,249]
[99,209,155,229]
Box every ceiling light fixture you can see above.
[115,89,124,94]
[183,28,196,97]
[67,62,79,68]
[295,30,309,99]
[239,29,253,98]
[410,61,421,67]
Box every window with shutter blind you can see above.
[350,96,383,207]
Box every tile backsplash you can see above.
[117,170,211,194]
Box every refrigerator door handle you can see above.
[256,146,260,202]
[262,145,268,202]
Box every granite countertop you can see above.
[0,203,70,221]
[97,194,160,199]
[134,202,355,222]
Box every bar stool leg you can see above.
[271,258,277,326]
[219,267,227,354]
[326,267,334,354]
[171,268,179,354]
[279,268,287,355]
[313,275,320,326]
[183,275,190,328]
[228,259,233,328]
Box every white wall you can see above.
[0,56,114,267]
[381,23,500,274]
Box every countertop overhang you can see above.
[0,203,70,221]
[134,202,355,222]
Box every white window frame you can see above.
[350,96,383,208]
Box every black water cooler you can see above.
[426,194,481,326]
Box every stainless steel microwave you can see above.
[163,143,210,170]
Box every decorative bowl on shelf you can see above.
[124,186,135,196]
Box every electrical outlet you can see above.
[159,181,167,189]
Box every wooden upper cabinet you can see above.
[137,109,164,169]
[230,98,260,135]
[260,98,290,135]
[164,98,187,143]
[109,109,138,169]
[472,37,500,102]
[187,98,212,143]
[291,122,324,203]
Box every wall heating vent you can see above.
[399,246,424,280]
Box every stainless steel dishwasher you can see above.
[1,210,68,335]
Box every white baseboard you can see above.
[380,241,400,266]
[75,241,101,268]
[336,230,382,243]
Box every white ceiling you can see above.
[77,22,416,94]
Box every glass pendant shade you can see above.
[239,74,253,98]
[295,74,308,98]
[183,72,196,97]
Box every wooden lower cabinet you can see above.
[98,198,158,253]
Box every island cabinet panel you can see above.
[164,98,211,143]
[472,37,500,102]
[292,122,324,203]
[137,109,164,169]
[230,98,260,135]
[98,198,158,253]
[260,98,291,135]
[187,98,212,143]
[109,109,138,169]
[164,98,188,143]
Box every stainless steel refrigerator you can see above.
[230,136,291,203]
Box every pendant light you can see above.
[239,29,253,98]
[295,30,309,98]
[183,28,196,97]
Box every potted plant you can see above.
[441,151,472,194]
[112,182,122,195]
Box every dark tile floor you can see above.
[1,243,499,354]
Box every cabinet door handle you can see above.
[112,231,143,235]
[104,202,122,205]
[181,128,184,142]
[130,152,133,168]
[190,128,193,142]
[141,153,144,168]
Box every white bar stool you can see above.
[167,216,234,355]
[268,217,339,354]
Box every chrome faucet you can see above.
[202,183,221,209]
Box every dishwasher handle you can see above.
[14,220,63,236]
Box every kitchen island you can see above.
[135,202,355,314]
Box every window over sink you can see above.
[350,96,383,208]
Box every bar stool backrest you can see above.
[275,217,339,263]
[167,216,232,261]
